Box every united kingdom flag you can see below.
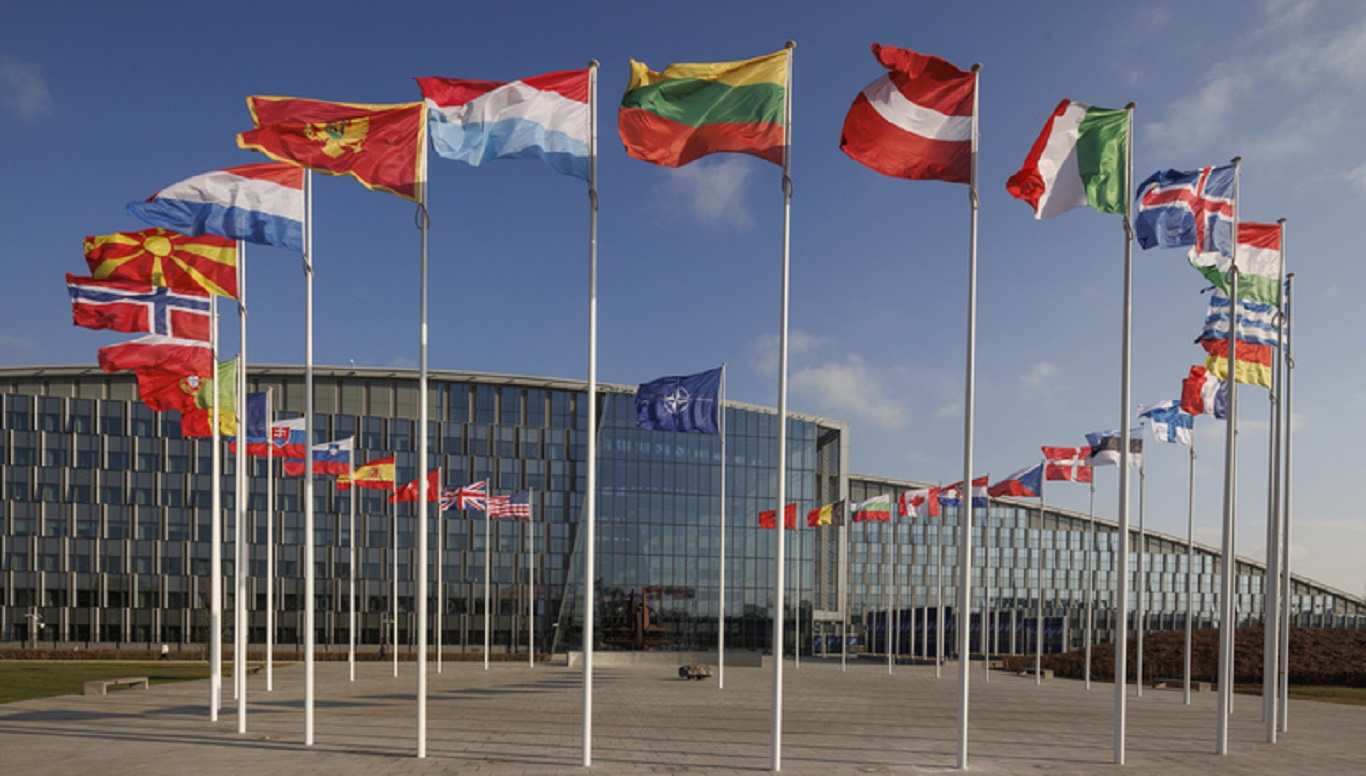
[441,479,487,512]
[1133,163,1236,257]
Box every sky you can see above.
[1,1,1363,597]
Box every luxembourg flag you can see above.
[416,69,590,180]
[128,162,304,252]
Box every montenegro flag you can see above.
[237,96,427,202]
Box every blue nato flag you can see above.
[634,367,722,434]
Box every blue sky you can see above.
[2,1,1363,596]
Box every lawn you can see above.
[0,661,229,704]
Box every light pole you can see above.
[25,608,45,649]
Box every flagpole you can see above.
[1137,443,1145,699]
[1216,157,1242,755]
[937,483,944,679]
[1278,267,1294,734]
[1184,441,1196,705]
[529,489,535,667]
[302,170,316,747]
[719,364,728,688]
[484,506,491,672]
[236,241,249,735]
[771,40,795,774]
[391,482,398,678]
[1113,103,1137,765]
[209,296,222,722]
[437,483,443,676]
[349,444,356,682]
[266,388,275,692]
[1086,481,1095,691]
[582,58,599,768]
[983,492,990,684]
[1263,218,1288,742]
[1035,495,1043,686]
[885,519,892,675]
[955,61,982,772]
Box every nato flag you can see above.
[635,367,722,434]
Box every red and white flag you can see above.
[1041,446,1093,483]
[97,334,212,376]
[899,487,940,519]
[839,43,976,183]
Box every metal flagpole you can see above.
[391,484,398,678]
[1278,266,1294,734]
[209,296,222,721]
[885,519,892,674]
[1184,442,1196,705]
[437,480,443,676]
[983,493,990,683]
[417,154,431,759]
[1264,218,1288,742]
[484,499,491,671]
[1216,158,1242,755]
[937,487,944,679]
[582,58,599,768]
[1137,442,1145,699]
[1036,489,1044,686]
[770,40,796,773]
[303,169,316,746]
[956,61,982,771]
[529,489,535,667]
[349,443,356,682]
[266,389,275,692]
[1085,482,1095,691]
[796,513,802,670]
[236,242,248,734]
[719,364,727,688]
[1113,103,1137,765]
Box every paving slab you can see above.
[1,657,1363,774]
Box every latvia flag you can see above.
[839,43,976,183]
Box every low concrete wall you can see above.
[565,650,763,668]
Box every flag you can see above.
[98,334,212,376]
[806,500,845,527]
[284,437,353,476]
[66,274,210,341]
[1196,290,1279,388]
[1085,429,1143,468]
[1134,164,1236,257]
[269,417,307,459]
[839,43,975,183]
[1188,221,1283,307]
[851,493,893,522]
[635,367,722,434]
[390,470,439,503]
[1180,365,1229,419]
[488,489,532,519]
[229,392,272,455]
[618,48,788,167]
[939,477,989,509]
[1041,446,1093,483]
[899,487,940,519]
[988,463,1043,498]
[339,455,396,491]
[758,503,798,529]
[237,96,427,202]
[127,163,305,252]
[134,368,204,413]
[442,480,487,512]
[181,358,236,437]
[84,228,237,298]
[417,69,590,180]
[1138,400,1195,446]
[1006,99,1128,218]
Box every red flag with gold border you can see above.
[84,228,237,298]
[237,96,427,202]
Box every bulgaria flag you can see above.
[1007,99,1129,219]
[839,44,975,183]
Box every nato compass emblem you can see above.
[663,385,691,416]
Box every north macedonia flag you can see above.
[83,228,237,298]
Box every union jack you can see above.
[487,489,531,519]
[442,479,487,512]
[1134,164,1236,257]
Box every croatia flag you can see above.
[839,44,976,183]
[128,163,304,252]
[417,69,590,180]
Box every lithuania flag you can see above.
[619,48,788,167]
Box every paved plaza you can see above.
[2,656,1364,774]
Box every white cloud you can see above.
[1019,361,1061,400]
[0,55,51,121]
[748,328,825,376]
[790,354,910,430]
[650,156,756,229]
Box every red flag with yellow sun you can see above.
[83,228,237,298]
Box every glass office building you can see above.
[1,365,1360,656]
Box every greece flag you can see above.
[128,162,304,252]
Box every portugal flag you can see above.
[84,228,237,298]
[237,96,427,202]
